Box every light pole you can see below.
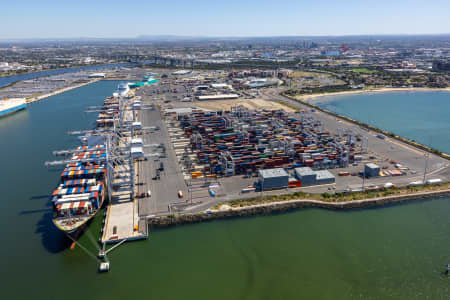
[423,153,429,183]
[362,164,366,191]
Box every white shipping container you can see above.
[426,178,442,185]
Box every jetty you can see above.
[27,78,102,103]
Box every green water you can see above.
[1,87,450,299]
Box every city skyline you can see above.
[2,0,450,39]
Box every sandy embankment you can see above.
[294,87,450,102]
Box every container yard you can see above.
[127,69,449,213]
[170,106,359,190]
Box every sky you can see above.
[1,0,450,39]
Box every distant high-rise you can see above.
[433,60,450,71]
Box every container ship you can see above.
[51,146,107,233]
[51,93,119,235]
[0,98,26,118]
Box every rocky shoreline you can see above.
[147,189,450,228]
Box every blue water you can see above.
[315,91,450,153]
[0,63,131,88]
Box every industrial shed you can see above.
[365,163,380,178]
[259,168,289,190]
[315,170,336,185]
[295,167,317,186]
[295,167,335,186]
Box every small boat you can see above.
[99,262,110,272]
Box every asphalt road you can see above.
[135,86,189,216]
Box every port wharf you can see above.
[147,188,450,228]
[82,77,449,246]
[27,78,102,103]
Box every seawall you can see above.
[147,189,450,228]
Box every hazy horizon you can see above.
[1,33,450,43]
[2,0,450,39]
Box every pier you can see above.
[101,162,148,244]
[99,91,150,244]
[27,79,102,103]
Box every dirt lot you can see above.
[194,98,296,112]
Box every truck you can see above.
[153,169,160,180]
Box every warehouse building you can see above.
[315,170,336,185]
[88,72,106,78]
[165,107,194,116]
[365,163,380,178]
[259,168,289,190]
[295,167,317,186]
[245,78,281,88]
[295,167,335,186]
[172,70,192,75]
[211,83,232,90]
[197,94,239,101]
